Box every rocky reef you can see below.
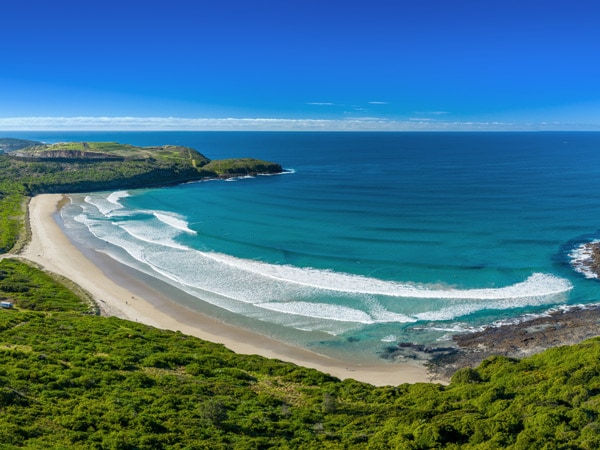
[382,304,600,380]
[570,241,600,279]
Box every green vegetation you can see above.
[0,140,282,252]
[203,158,283,176]
[0,141,284,196]
[0,138,598,448]
[0,182,27,254]
[13,142,211,165]
[0,138,42,153]
[0,153,206,195]
[0,258,95,313]
[1,288,600,448]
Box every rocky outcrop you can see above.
[385,304,600,380]
[587,243,600,275]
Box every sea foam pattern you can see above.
[65,191,573,335]
[569,241,600,279]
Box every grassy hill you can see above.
[0,139,598,448]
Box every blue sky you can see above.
[1,0,599,131]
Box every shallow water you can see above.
[24,131,600,363]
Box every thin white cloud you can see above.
[414,111,450,116]
[368,101,389,105]
[0,116,597,131]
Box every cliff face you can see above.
[13,150,124,160]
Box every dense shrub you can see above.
[0,302,599,448]
[0,142,598,448]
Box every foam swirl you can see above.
[66,191,574,331]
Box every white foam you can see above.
[256,301,376,323]
[116,221,189,251]
[569,240,600,279]
[153,212,197,235]
[66,195,576,332]
[74,215,149,264]
[422,324,472,333]
[364,297,418,323]
[419,303,600,336]
[84,192,128,216]
[413,291,568,321]
[201,252,572,300]
[253,297,416,324]
[107,190,130,205]
[81,192,195,249]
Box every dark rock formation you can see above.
[381,304,600,381]
[427,304,600,379]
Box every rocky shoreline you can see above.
[381,303,600,381]
[570,241,600,279]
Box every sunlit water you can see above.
[20,131,600,363]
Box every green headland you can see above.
[0,138,599,448]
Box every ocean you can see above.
[17,131,600,363]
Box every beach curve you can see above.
[18,194,438,386]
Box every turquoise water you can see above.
[21,131,600,362]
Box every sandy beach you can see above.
[19,194,437,386]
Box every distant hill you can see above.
[11,141,211,163]
[0,140,282,252]
[0,137,43,153]
[9,141,283,178]
[0,140,283,196]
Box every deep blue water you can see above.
[16,131,600,362]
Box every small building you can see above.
[0,301,13,309]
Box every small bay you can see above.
[19,131,600,363]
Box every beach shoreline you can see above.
[19,193,439,386]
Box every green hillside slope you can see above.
[0,259,598,449]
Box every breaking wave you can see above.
[64,191,574,334]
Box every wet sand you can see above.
[19,194,439,386]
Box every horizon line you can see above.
[0,116,599,132]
